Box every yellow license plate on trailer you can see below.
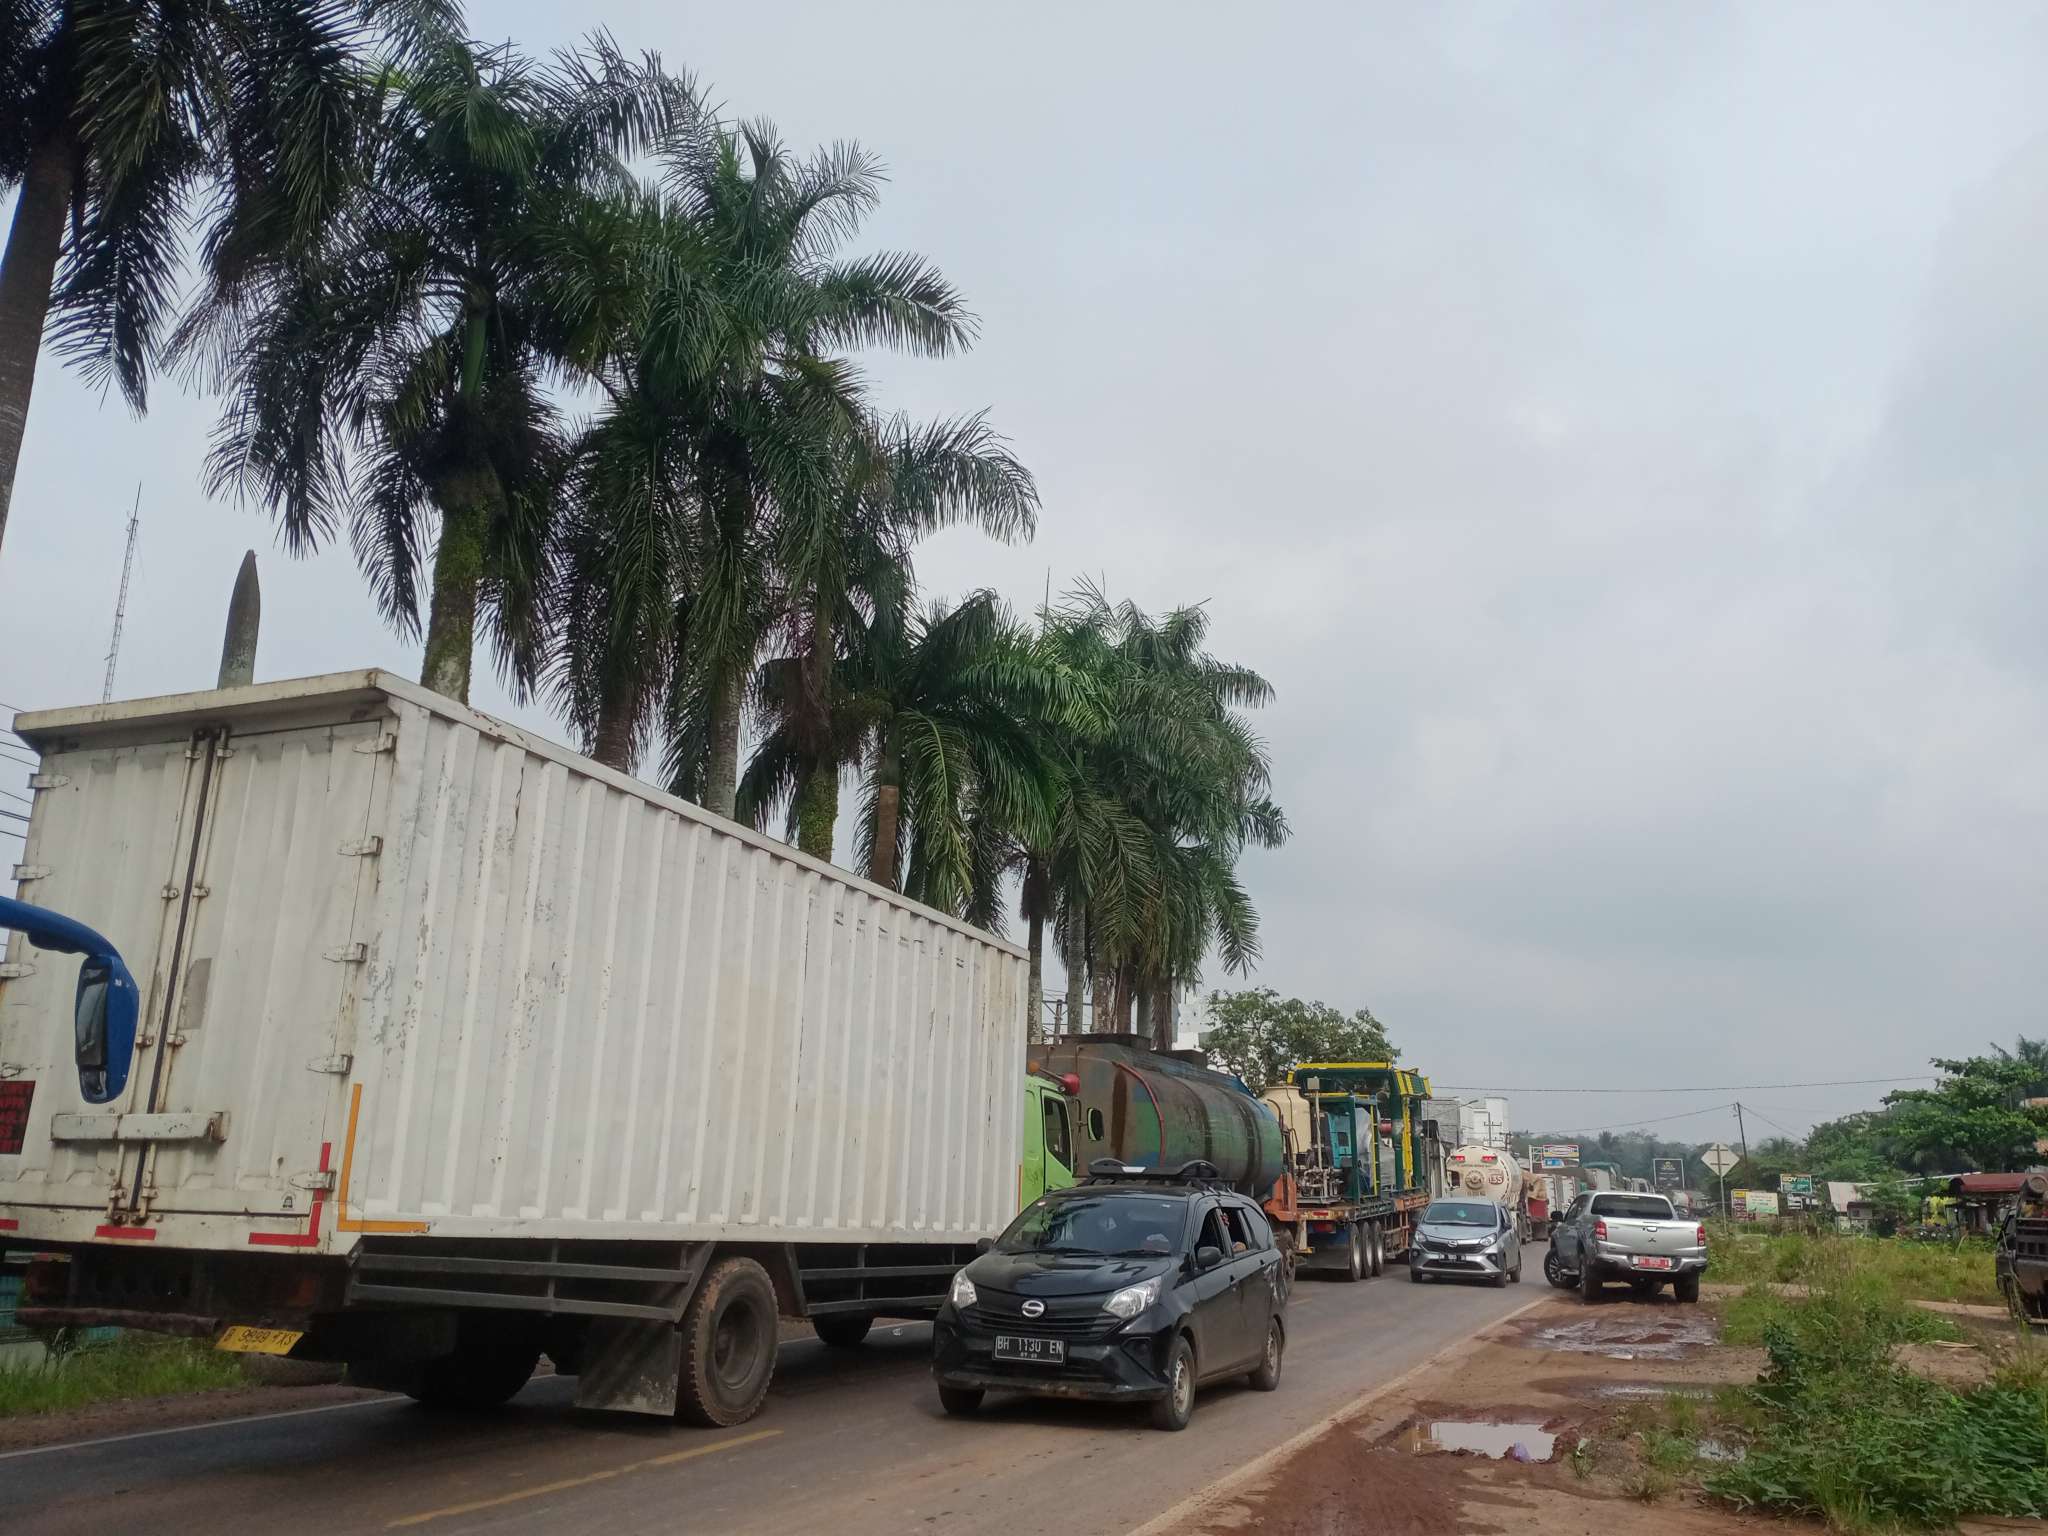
[215,1326,304,1356]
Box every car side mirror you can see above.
[974,1237,995,1255]
[75,952,140,1105]
[1196,1245,1224,1271]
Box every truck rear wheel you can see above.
[406,1316,542,1410]
[812,1313,873,1348]
[1367,1223,1385,1277]
[1673,1271,1701,1304]
[677,1257,779,1427]
[1342,1226,1365,1282]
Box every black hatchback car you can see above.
[931,1160,1286,1430]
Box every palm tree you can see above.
[763,408,1037,851]
[0,0,424,558]
[648,120,977,816]
[743,591,1066,917]
[1038,585,1287,1046]
[192,27,688,703]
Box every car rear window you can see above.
[1592,1194,1676,1220]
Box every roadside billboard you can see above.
[1539,1143,1579,1169]
[1653,1156,1684,1190]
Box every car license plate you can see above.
[993,1335,1064,1365]
[215,1326,304,1356]
[1634,1256,1673,1270]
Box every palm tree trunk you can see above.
[1063,907,1086,1035]
[704,669,742,819]
[592,686,637,773]
[1022,855,1048,1042]
[420,468,497,703]
[420,310,498,704]
[0,123,78,561]
[795,763,837,859]
[868,733,902,888]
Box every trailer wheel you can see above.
[1342,1225,1365,1282]
[812,1314,873,1348]
[1367,1222,1385,1278]
[677,1257,779,1427]
[406,1316,542,1411]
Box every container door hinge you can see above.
[354,731,398,755]
[338,836,383,857]
[307,1054,354,1075]
[291,1170,338,1193]
[0,962,34,980]
[324,943,368,964]
[10,865,50,881]
[27,774,65,790]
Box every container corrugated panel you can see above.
[0,672,1027,1252]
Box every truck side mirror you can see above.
[75,952,140,1105]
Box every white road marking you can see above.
[0,1395,398,1461]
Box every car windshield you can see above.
[1423,1201,1497,1227]
[996,1194,1184,1257]
[1593,1195,1675,1220]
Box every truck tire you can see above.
[1579,1249,1602,1302]
[1673,1271,1701,1304]
[1342,1225,1365,1282]
[1150,1335,1196,1430]
[676,1257,779,1427]
[1367,1222,1385,1278]
[812,1314,873,1348]
[406,1316,542,1410]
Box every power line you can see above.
[0,748,35,768]
[1533,1102,1738,1137]
[0,789,28,807]
[1434,1074,1935,1094]
[0,809,27,824]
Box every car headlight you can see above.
[1103,1277,1162,1320]
[949,1272,977,1308]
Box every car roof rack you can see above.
[1081,1158,1227,1188]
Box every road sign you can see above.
[1540,1143,1579,1164]
[1700,1142,1738,1177]
[1784,1174,1814,1196]
[1540,1156,1568,1169]
[1653,1156,1684,1190]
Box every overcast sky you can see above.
[5,2,2047,1145]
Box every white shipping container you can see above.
[0,672,1028,1255]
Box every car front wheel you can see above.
[937,1384,984,1416]
[1150,1335,1196,1431]
[1544,1248,1572,1289]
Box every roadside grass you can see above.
[1705,1222,1998,1305]
[0,1337,245,1419]
[1698,1250,2048,1532]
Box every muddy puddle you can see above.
[1523,1313,1716,1360]
[1592,1382,1715,1400]
[1389,1419,1558,1461]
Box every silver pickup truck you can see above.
[1545,1192,1706,1302]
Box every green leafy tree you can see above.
[0,0,422,556]
[1883,1056,2048,1173]
[1200,988,1397,1095]
[196,28,688,703]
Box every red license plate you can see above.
[1634,1256,1673,1270]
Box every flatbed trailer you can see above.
[1266,1186,1432,1282]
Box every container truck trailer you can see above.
[0,672,1051,1424]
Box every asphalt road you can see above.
[6,1273,1536,1536]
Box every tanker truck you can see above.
[1444,1144,1533,1237]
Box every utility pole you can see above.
[102,486,141,703]
[1734,1102,1751,1173]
